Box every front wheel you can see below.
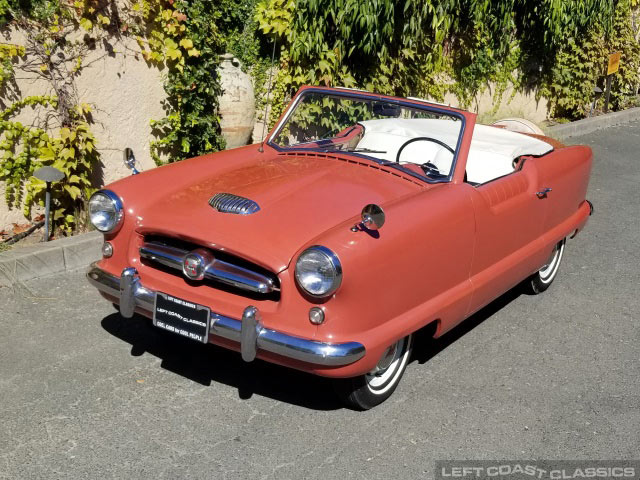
[333,334,413,410]
[525,238,566,294]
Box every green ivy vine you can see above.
[0,0,230,234]
[148,0,227,165]
[254,0,639,123]
[0,1,105,235]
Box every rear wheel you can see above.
[333,334,413,410]
[526,238,566,294]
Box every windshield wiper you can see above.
[320,146,387,154]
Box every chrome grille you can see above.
[208,193,260,215]
[139,238,279,297]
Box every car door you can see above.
[533,146,593,234]
[466,159,550,315]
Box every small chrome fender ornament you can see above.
[208,193,260,215]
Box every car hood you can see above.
[124,150,424,272]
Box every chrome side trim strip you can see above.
[139,242,278,294]
[86,262,366,367]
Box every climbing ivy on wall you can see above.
[0,1,105,235]
[0,0,229,234]
[141,0,227,164]
[254,0,639,123]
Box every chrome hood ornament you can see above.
[208,193,260,215]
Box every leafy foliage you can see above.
[0,0,106,235]
[540,26,608,119]
[0,88,99,233]
[126,0,226,164]
[24,121,99,231]
[608,0,640,110]
[255,0,638,122]
[1,0,639,238]
[0,0,229,234]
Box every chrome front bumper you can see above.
[86,262,365,367]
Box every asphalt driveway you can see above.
[1,122,638,479]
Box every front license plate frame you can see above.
[153,292,211,344]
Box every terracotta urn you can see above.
[218,54,256,149]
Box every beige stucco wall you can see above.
[75,42,166,183]
[0,30,166,232]
[419,82,548,124]
[452,83,549,124]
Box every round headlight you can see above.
[89,190,124,233]
[295,246,342,298]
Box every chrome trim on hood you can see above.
[209,193,260,215]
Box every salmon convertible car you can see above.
[87,86,593,409]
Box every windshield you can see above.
[270,90,464,181]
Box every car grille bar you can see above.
[139,241,279,294]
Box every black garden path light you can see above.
[590,86,603,117]
[33,166,65,242]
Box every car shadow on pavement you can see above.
[411,286,522,365]
[101,312,342,410]
[101,285,522,411]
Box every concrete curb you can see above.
[0,231,101,287]
[547,106,640,141]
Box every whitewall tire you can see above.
[333,334,413,410]
[526,238,566,294]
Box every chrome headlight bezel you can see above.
[294,245,343,299]
[89,190,124,234]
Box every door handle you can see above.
[536,187,552,199]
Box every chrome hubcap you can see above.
[539,240,565,283]
[365,336,411,395]
[540,244,559,273]
[374,343,398,375]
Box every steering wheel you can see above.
[395,136,455,164]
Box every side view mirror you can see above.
[361,204,385,230]
[123,147,139,175]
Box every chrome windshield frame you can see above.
[266,87,467,184]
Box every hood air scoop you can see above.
[209,193,260,215]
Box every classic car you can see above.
[86,86,593,410]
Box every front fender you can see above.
[285,183,476,374]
